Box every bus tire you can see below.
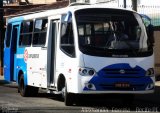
[19,75,30,97]
[62,83,74,106]
[19,75,39,97]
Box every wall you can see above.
[21,0,57,4]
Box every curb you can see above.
[0,75,9,85]
[3,82,18,88]
[0,75,17,87]
[0,80,10,85]
[0,75,4,80]
[0,79,17,87]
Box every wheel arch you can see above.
[17,69,27,86]
[18,70,23,84]
[57,74,66,91]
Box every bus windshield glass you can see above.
[75,9,152,57]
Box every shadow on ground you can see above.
[35,86,160,112]
[0,79,9,85]
[1,78,160,112]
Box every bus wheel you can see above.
[19,75,29,97]
[19,75,39,97]
[62,83,74,106]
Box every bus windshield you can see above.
[75,8,152,57]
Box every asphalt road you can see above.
[1,78,160,113]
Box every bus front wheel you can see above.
[62,83,74,106]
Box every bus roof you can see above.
[8,3,136,24]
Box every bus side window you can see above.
[19,20,33,47]
[5,23,12,48]
[33,18,48,46]
[60,23,75,57]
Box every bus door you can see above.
[4,23,20,81]
[47,17,59,86]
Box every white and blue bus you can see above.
[4,2,155,106]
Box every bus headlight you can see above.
[146,68,154,76]
[79,67,96,76]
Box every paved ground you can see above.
[1,75,160,113]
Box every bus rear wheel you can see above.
[19,75,29,97]
[62,83,74,106]
[19,75,38,97]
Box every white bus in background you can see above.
[4,2,155,106]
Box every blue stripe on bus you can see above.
[84,63,153,91]
[16,48,28,86]
[8,17,24,23]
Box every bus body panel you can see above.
[4,20,22,82]
[77,54,154,93]
[83,54,154,73]
[15,39,48,88]
[55,50,80,93]
[16,47,28,84]
[56,52,154,94]
[26,47,47,88]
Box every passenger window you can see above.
[6,24,12,47]
[60,23,75,57]
[19,34,32,46]
[33,19,48,46]
[23,21,33,33]
[19,20,33,47]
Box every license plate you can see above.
[115,83,130,88]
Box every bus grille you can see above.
[102,68,143,78]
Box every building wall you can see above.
[21,0,57,4]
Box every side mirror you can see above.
[63,11,72,23]
[140,14,155,47]
[147,24,154,47]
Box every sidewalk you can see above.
[155,81,160,86]
[0,75,16,87]
[0,75,8,85]
[0,75,4,80]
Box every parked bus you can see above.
[4,2,155,106]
